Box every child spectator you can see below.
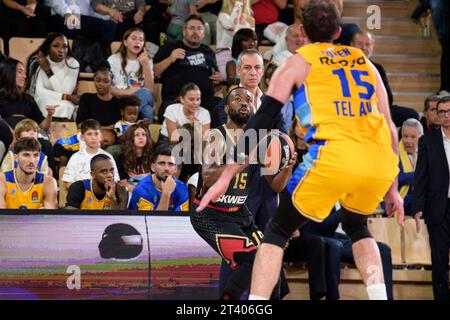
[1,119,52,176]
[118,123,153,193]
[62,119,120,191]
[26,32,80,120]
[114,95,141,138]
[107,27,155,122]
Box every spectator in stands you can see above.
[398,118,423,218]
[159,83,211,145]
[129,145,189,211]
[187,171,199,210]
[154,15,222,119]
[213,49,275,128]
[114,95,141,138]
[108,27,155,122]
[1,119,52,176]
[351,31,419,127]
[76,67,122,127]
[46,0,116,45]
[197,0,222,45]
[142,0,170,45]
[271,24,305,66]
[412,95,450,300]
[0,138,58,209]
[216,0,255,50]
[62,119,120,191]
[0,58,55,131]
[226,28,257,88]
[92,0,150,40]
[26,32,80,120]
[117,123,153,192]
[66,154,128,209]
[252,0,287,43]
[0,118,13,163]
[3,0,51,38]
[420,94,441,133]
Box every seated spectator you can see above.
[159,83,211,144]
[196,0,222,45]
[0,138,58,209]
[1,119,52,176]
[271,24,305,66]
[226,28,258,88]
[118,123,153,192]
[62,119,120,191]
[0,58,55,131]
[26,32,80,120]
[398,118,423,217]
[107,27,155,122]
[420,94,442,133]
[187,171,199,210]
[129,145,189,211]
[351,31,419,127]
[114,95,141,138]
[76,67,122,127]
[153,15,222,118]
[46,0,116,45]
[92,0,150,40]
[252,0,287,43]
[3,0,51,38]
[65,154,128,210]
[216,0,255,50]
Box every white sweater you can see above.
[34,56,80,119]
[216,4,254,49]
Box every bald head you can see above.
[285,24,304,53]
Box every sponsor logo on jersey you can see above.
[217,194,247,205]
[31,191,39,203]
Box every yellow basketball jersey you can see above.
[80,179,111,210]
[294,43,391,145]
[5,170,44,209]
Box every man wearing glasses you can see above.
[412,95,450,300]
[154,15,222,120]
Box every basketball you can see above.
[258,131,295,173]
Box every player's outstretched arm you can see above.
[370,61,404,226]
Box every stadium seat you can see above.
[403,218,432,265]
[149,124,162,144]
[77,80,96,95]
[368,217,404,265]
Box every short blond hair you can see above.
[14,119,39,140]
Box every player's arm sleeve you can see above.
[65,181,85,209]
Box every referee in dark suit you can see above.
[412,95,450,300]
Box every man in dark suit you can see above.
[412,95,450,300]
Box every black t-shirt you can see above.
[0,95,45,128]
[76,93,122,126]
[66,180,106,209]
[153,41,219,100]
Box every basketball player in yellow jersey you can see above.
[65,154,128,210]
[197,0,404,300]
[0,138,58,209]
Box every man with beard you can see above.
[129,145,189,211]
[154,14,222,119]
[191,87,296,299]
[65,154,128,210]
[0,138,57,209]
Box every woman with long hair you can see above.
[26,32,80,120]
[107,27,155,122]
[217,0,254,49]
[118,123,153,192]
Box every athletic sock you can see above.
[366,284,387,300]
